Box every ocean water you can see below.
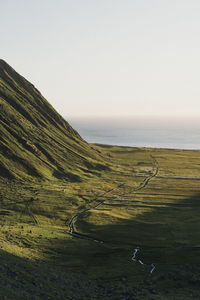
[68,116,200,150]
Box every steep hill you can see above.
[0,59,106,181]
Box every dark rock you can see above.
[149,288,159,295]
[121,276,127,281]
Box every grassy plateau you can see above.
[0,60,200,299]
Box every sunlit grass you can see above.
[1,145,200,298]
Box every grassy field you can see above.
[1,145,200,299]
[1,60,200,299]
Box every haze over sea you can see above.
[68,116,200,150]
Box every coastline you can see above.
[92,143,200,152]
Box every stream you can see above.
[68,154,159,273]
[132,246,156,275]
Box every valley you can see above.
[1,146,200,299]
[0,60,200,299]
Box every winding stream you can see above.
[69,184,125,240]
[69,215,77,234]
[68,154,159,271]
[132,246,156,275]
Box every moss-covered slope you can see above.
[0,59,106,181]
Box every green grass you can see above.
[0,60,109,182]
[1,146,200,299]
[1,60,200,298]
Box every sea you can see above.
[68,116,200,150]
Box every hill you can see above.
[0,60,107,181]
[1,60,200,299]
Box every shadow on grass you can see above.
[0,249,110,300]
[67,191,200,265]
[1,192,200,299]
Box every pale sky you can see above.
[1,0,200,118]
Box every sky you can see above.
[1,0,200,118]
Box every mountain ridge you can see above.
[0,60,107,181]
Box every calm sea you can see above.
[67,116,200,150]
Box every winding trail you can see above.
[68,154,159,245]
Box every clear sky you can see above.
[1,0,200,118]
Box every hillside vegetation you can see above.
[0,59,107,182]
[0,60,200,299]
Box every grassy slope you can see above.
[1,146,200,299]
[0,59,107,182]
[0,61,200,299]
